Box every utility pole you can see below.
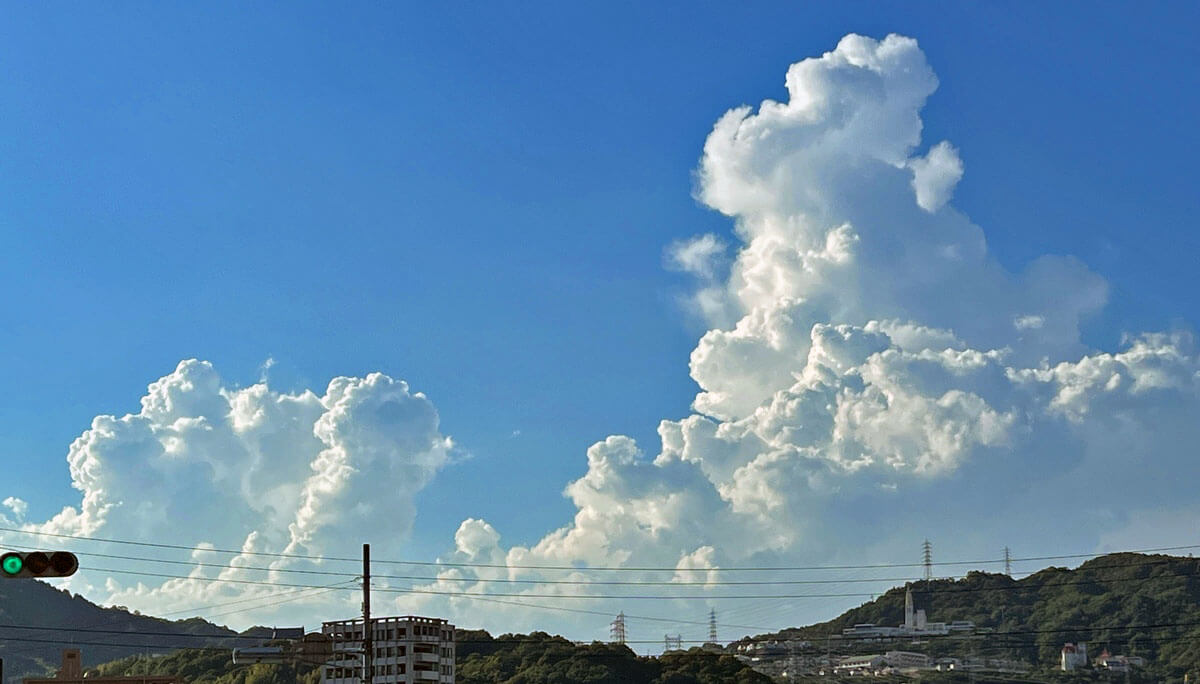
[826,634,832,677]
[363,543,372,684]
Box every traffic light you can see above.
[0,551,78,578]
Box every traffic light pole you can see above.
[362,544,371,684]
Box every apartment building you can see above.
[321,616,455,684]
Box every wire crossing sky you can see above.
[1,2,1198,644]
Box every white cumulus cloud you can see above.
[3,360,452,622]
[409,33,1200,637]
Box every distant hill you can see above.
[734,552,1200,677]
[92,649,319,684]
[93,630,771,684]
[452,630,770,683]
[0,579,261,684]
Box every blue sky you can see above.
[2,2,1200,641]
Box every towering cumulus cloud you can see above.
[414,34,1200,629]
[1,360,452,614]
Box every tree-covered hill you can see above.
[90,631,771,684]
[0,579,258,684]
[93,649,320,684]
[454,630,770,683]
[734,552,1200,678]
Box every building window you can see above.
[397,646,406,657]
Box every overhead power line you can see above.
[12,558,1198,603]
[67,561,1196,601]
[6,619,1200,648]
[0,540,936,586]
[10,539,1121,587]
[3,526,1198,573]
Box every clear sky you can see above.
[2,2,1199,646]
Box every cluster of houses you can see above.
[1062,642,1146,674]
[830,652,1027,676]
[733,643,1030,679]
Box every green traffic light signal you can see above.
[1,553,22,575]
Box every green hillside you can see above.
[93,649,320,684]
[735,552,1200,679]
[453,630,769,683]
[0,579,254,684]
[91,630,770,684]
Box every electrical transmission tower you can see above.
[708,609,718,643]
[1004,546,1012,576]
[664,634,682,651]
[922,539,933,581]
[610,612,626,645]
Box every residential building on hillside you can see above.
[1061,642,1088,671]
[321,615,455,684]
[23,650,180,684]
[1095,650,1145,673]
[833,654,887,675]
[884,651,931,669]
[934,657,962,671]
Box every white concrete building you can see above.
[321,616,455,684]
[1061,642,1088,671]
[884,651,931,669]
[833,654,887,675]
[841,623,903,639]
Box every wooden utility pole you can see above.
[363,544,372,684]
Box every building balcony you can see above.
[413,652,439,664]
